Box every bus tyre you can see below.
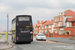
[15,38,17,44]
[15,41,17,44]
[12,37,14,43]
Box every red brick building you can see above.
[53,9,75,37]
[33,20,47,34]
[33,9,75,37]
[33,20,54,37]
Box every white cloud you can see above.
[0,3,8,12]
[46,0,60,8]
[67,0,75,4]
[0,0,75,31]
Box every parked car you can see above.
[8,33,12,35]
[2,33,5,35]
[36,33,46,41]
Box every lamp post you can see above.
[7,14,9,42]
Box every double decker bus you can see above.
[11,15,33,44]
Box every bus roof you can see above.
[16,15,31,17]
[12,15,32,21]
[12,17,16,21]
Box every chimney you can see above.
[41,20,43,23]
[37,20,40,24]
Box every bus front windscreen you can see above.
[18,17,30,21]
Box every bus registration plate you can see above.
[26,26,30,27]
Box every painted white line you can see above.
[46,47,52,50]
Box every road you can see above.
[2,35,75,50]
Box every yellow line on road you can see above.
[2,37,17,49]
[3,37,17,49]
[11,46,17,50]
[2,37,14,45]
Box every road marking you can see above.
[11,46,17,50]
[2,37,14,45]
[46,47,52,50]
[33,37,59,43]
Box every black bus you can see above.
[11,15,33,43]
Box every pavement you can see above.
[2,35,75,50]
[46,37,75,44]
[0,35,12,50]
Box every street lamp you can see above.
[7,14,9,42]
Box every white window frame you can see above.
[45,25,47,28]
[54,23,56,27]
[39,27,40,29]
[67,22,71,27]
[59,22,62,26]
[59,31,65,35]
[45,30,48,34]
[49,30,52,33]
[42,26,44,29]
[49,25,52,28]
[42,31,44,33]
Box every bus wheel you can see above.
[15,41,17,44]
[12,37,14,43]
[15,38,17,44]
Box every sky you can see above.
[0,0,75,31]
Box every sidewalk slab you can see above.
[0,37,12,50]
[46,37,75,44]
[0,44,12,50]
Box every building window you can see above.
[39,27,40,29]
[42,26,44,29]
[54,30,57,33]
[66,31,70,35]
[59,31,65,35]
[49,25,52,28]
[54,23,56,27]
[35,27,36,29]
[42,31,44,34]
[69,22,71,27]
[45,30,48,34]
[59,22,62,27]
[67,22,71,27]
[35,31,38,34]
[45,25,47,28]
[49,30,52,33]
[37,27,38,29]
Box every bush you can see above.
[42,33,44,34]
[63,33,65,35]
[0,36,2,38]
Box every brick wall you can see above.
[53,31,74,38]
[33,32,50,37]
